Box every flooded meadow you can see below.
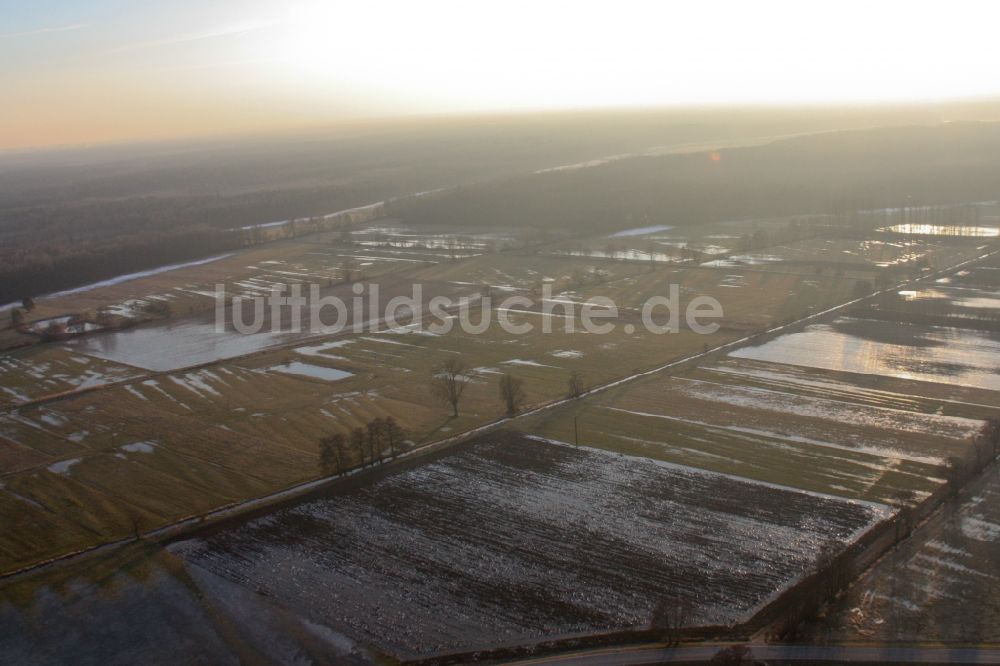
[731,317,1000,391]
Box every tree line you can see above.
[319,415,407,476]
[0,182,387,303]
[430,357,587,419]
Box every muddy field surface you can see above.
[170,433,889,659]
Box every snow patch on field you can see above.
[120,441,157,454]
[502,358,560,368]
[550,349,584,359]
[602,406,945,466]
[675,377,983,440]
[960,517,1000,542]
[528,435,896,513]
[171,434,889,658]
[1,387,29,402]
[266,362,354,382]
[379,324,441,336]
[124,385,148,401]
[183,372,223,397]
[142,379,192,410]
[360,336,423,349]
[47,458,80,475]
[296,340,354,357]
[39,413,67,428]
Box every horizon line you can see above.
[5,94,1000,156]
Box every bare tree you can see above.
[319,433,347,475]
[126,509,144,540]
[366,418,385,464]
[499,372,526,416]
[432,358,471,417]
[985,419,1000,457]
[944,456,968,498]
[383,416,405,458]
[646,241,658,269]
[567,370,586,398]
[350,427,367,467]
[973,419,1000,468]
[890,489,916,540]
[649,594,690,648]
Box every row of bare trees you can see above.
[319,416,406,476]
[430,358,588,418]
[317,358,589,477]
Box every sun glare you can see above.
[3,0,1000,147]
[236,0,1000,115]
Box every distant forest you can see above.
[3,112,1000,304]
[390,123,1000,233]
[0,185,385,303]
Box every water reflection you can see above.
[732,317,1000,390]
[883,224,1000,237]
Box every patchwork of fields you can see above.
[0,216,998,661]
[0,302,744,571]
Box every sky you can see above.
[2,0,1000,149]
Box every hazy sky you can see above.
[3,0,999,149]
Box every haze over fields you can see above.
[3,2,1000,665]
